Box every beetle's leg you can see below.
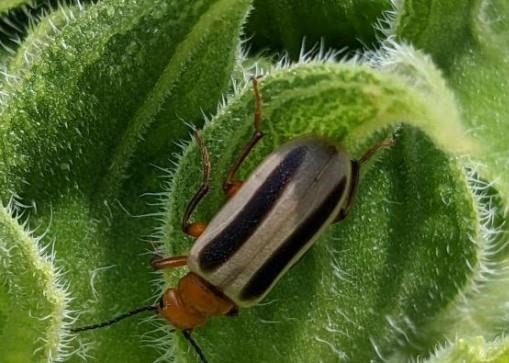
[182,130,211,237]
[334,139,395,223]
[334,161,360,223]
[223,77,264,198]
[358,138,395,165]
[151,255,188,270]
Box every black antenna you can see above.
[70,305,157,333]
[183,330,209,363]
[71,305,209,363]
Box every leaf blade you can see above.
[0,0,253,361]
[162,54,478,361]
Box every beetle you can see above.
[71,77,394,363]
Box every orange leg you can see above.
[151,255,188,270]
[182,130,211,237]
[223,77,264,198]
[358,138,395,165]
[185,223,208,238]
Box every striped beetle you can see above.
[71,78,393,362]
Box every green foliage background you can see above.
[0,0,507,362]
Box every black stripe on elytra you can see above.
[198,146,307,272]
[240,176,348,301]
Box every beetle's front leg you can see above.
[151,255,188,270]
[157,132,211,271]
[182,130,210,238]
[223,77,264,198]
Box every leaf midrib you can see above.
[92,0,243,207]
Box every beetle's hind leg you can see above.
[223,76,265,198]
[182,130,211,238]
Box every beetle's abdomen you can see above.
[188,137,352,307]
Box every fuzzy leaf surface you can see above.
[393,0,509,355]
[246,0,391,58]
[162,55,479,362]
[423,336,509,363]
[0,0,251,361]
[0,0,30,14]
[395,0,509,204]
[0,204,68,363]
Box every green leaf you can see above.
[162,49,479,361]
[394,0,509,205]
[0,202,71,362]
[3,3,77,81]
[0,49,8,65]
[0,0,91,15]
[423,336,509,363]
[2,0,504,362]
[392,0,509,355]
[0,0,30,14]
[0,1,71,57]
[0,0,251,361]
[246,0,391,58]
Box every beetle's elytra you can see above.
[71,78,394,363]
[188,136,356,307]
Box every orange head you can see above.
[157,272,236,330]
